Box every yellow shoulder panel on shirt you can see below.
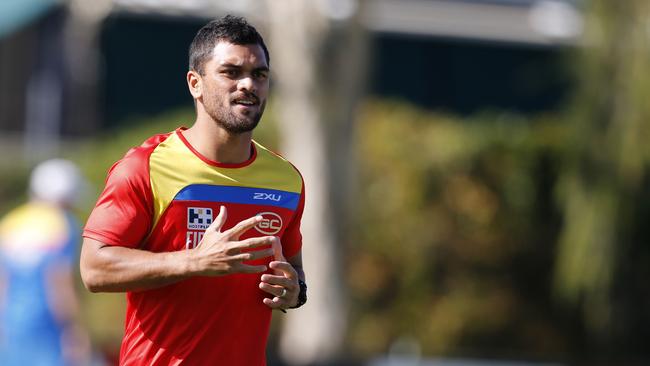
[148,131,302,229]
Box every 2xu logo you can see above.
[254,212,283,235]
[253,192,282,202]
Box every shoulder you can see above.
[109,132,174,180]
[252,141,304,189]
[121,132,173,165]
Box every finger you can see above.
[206,205,227,233]
[223,215,263,240]
[260,274,295,288]
[228,248,274,262]
[258,282,286,298]
[271,236,286,262]
[229,236,275,252]
[235,264,268,274]
[269,261,297,279]
[263,297,287,309]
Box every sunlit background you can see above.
[1,0,649,365]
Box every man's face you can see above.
[199,42,269,134]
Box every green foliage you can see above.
[348,100,572,358]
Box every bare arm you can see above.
[80,238,194,292]
[80,206,276,293]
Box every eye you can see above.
[253,70,268,80]
[222,69,238,77]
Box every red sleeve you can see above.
[281,181,305,259]
[83,136,164,248]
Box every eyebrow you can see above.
[219,62,269,72]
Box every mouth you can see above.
[231,94,259,107]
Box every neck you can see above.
[183,115,253,164]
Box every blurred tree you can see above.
[265,0,370,364]
[553,0,650,354]
[350,101,569,359]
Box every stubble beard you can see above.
[205,99,266,134]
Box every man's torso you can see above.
[84,129,304,365]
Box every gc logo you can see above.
[254,212,283,235]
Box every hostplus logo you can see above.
[187,207,213,230]
[186,207,213,249]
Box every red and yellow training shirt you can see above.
[83,127,305,365]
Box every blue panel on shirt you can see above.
[174,184,300,210]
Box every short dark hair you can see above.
[189,15,270,75]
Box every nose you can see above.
[237,76,255,93]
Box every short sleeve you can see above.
[83,148,154,248]
[281,181,305,259]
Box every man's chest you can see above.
[146,183,299,252]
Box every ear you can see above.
[187,70,202,99]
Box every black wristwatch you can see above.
[289,279,307,309]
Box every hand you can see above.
[190,206,276,276]
[259,237,300,309]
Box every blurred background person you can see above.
[0,159,91,366]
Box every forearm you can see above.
[80,238,194,293]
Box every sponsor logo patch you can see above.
[254,212,283,235]
[187,207,213,230]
